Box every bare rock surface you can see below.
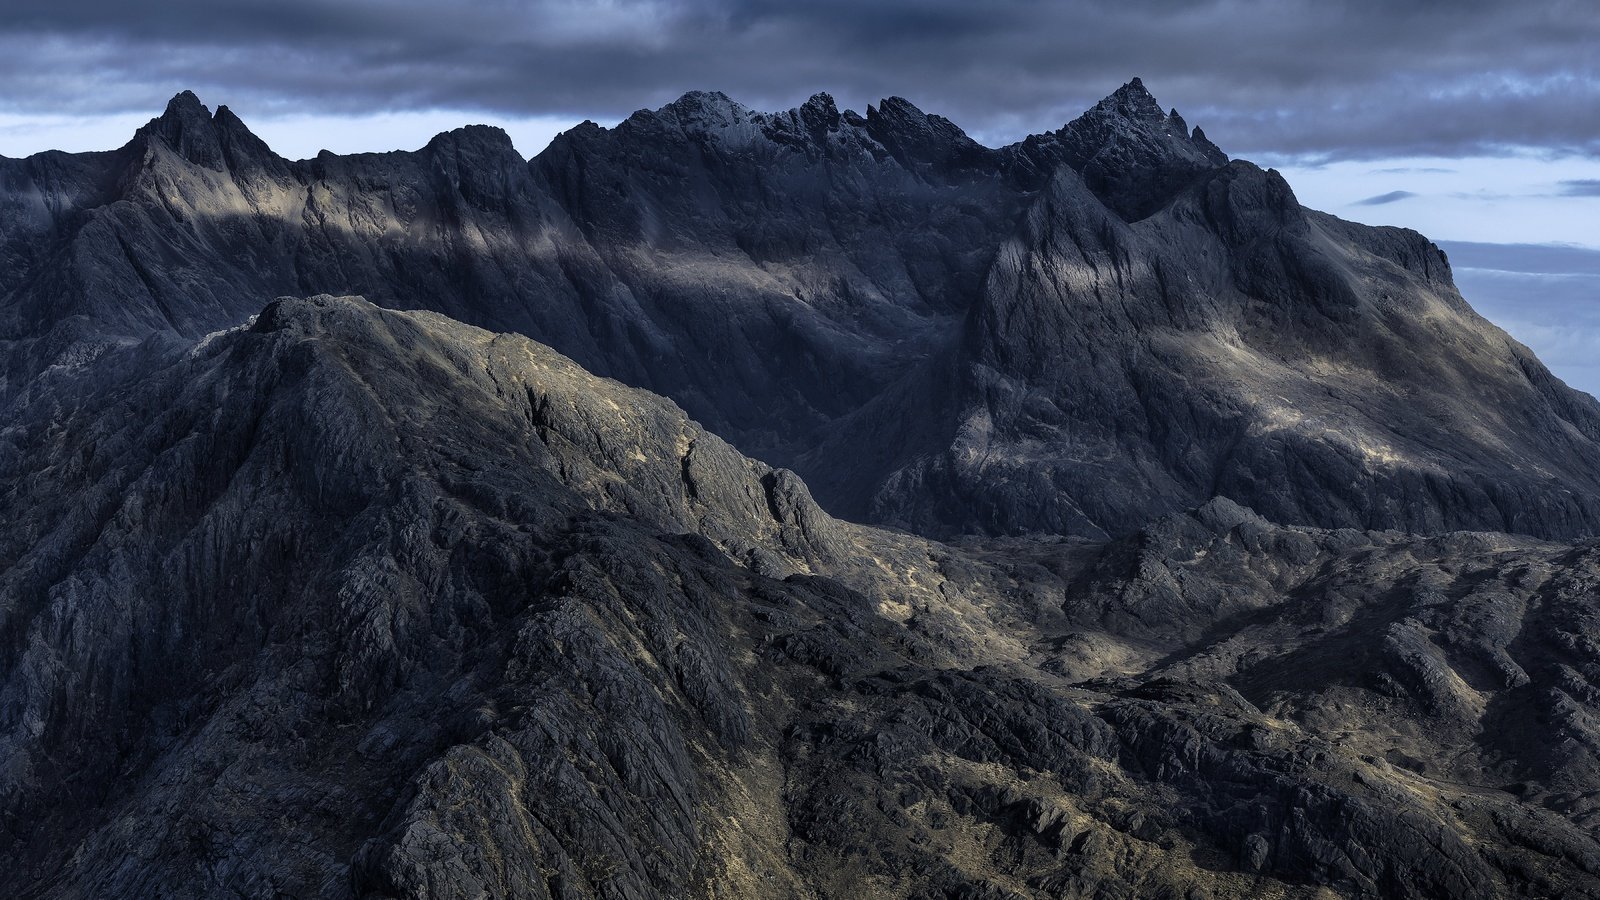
[3,83,1599,541]
[8,79,1600,900]
[3,297,1600,898]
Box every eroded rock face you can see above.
[865,161,1600,539]
[4,83,1599,541]
[3,297,1600,898]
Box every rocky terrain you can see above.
[2,83,1600,898]
[4,81,1600,541]
[3,295,1599,898]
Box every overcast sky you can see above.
[0,0,1595,390]
[0,0,1595,159]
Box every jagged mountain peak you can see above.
[547,83,1220,193]
[211,103,247,131]
[674,88,743,109]
[588,89,992,170]
[1094,76,1168,124]
[869,95,928,118]
[863,94,990,172]
[1068,77,1224,157]
[867,94,965,137]
[796,91,843,132]
[131,90,222,163]
[1000,77,1229,218]
[161,89,211,120]
[651,89,760,129]
[800,91,838,114]
[422,123,521,158]
[126,90,279,173]
[1191,124,1221,152]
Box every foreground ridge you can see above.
[2,296,1599,897]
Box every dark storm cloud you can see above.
[1354,190,1418,206]
[1559,179,1600,196]
[0,0,1596,160]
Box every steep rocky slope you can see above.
[860,162,1600,538]
[4,83,1599,541]
[3,296,1599,898]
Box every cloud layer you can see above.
[0,0,1596,160]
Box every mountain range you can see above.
[3,82,1600,898]
[7,80,1600,541]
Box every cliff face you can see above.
[864,161,1600,538]
[4,296,1600,899]
[5,84,1600,541]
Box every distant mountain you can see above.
[4,82,1599,541]
[4,295,1598,898]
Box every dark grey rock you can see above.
[4,84,1599,543]
[7,80,1600,899]
[2,296,1599,898]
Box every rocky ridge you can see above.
[3,82,1599,541]
[2,296,1599,898]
